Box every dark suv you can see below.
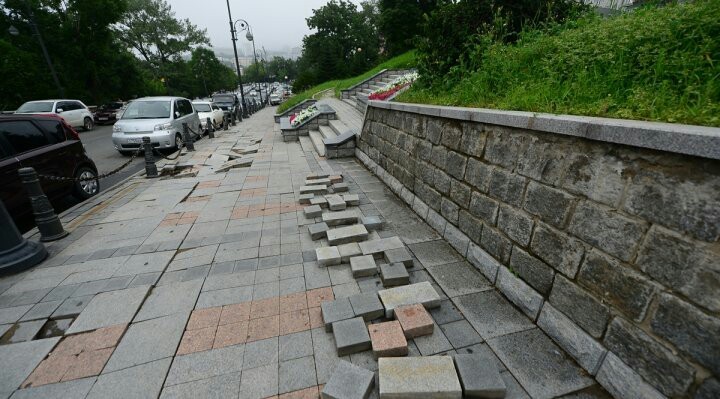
[211,93,242,122]
[0,115,99,227]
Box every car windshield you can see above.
[121,100,171,119]
[212,95,234,104]
[16,102,54,113]
[193,103,212,112]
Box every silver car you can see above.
[111,96,201,155]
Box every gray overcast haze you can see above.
[168,0,363,56]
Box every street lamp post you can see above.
[234,19,263,105]
[225,0,248,118]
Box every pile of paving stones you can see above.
[296,173,508,399]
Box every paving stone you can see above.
[359,237,404,259]
[298,194,314,205]
[158,373,240,399]
[329,175,343,184]
[134,280,202,322]
[304,205,323,218]
[441,320,483,349]
[0,305,32,325]
[322,211,359,227]
[327,224,369,245]
[378,356,462,399]
[307,173,330,180]
[342,194,360,206]
[10,377,95,399]
[413,322,453,355]
[487,328,594,398]
[426,261,492,298]
[299,185,328,195]
[453,291,535,340]
[326,195,347,211]
[453,354,506,398]
[333,317,371,356]
[378,282,442,318]
[311,197,328,208]
[165,344,245,386]
[351,255,378,278]
[332,183,349,193]
[321,298,354,332]
[369,321,408,357]
[428,300,464,325]
[383,248,413,268]
[395,304,434,338]
[280,330,313,361]
[338,243,362,263]
[239,363,279,399]
[0,337,60,397]
[86,357,171,399]
[379,263,410,287]
[316,247,341,267]
[407,241,463,267]
[321,359,374,399]
[279,355,317,394]
[0,320,44,344]
[307,178,332,186]
[308,223,329,240]
[348,293,384,321]
[243,337,279,369]
[104,313,187,373]
[196,286,253,308]
[66,286,150,334]
[360,216,384,232]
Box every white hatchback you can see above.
[15,99,95,131]
[192,101,224,132]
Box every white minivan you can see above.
[15,99,95,131]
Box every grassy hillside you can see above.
[400,1,720,126]
[277,51,416,114]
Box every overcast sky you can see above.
[168,0,363,55]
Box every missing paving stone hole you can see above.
[37,318,75,339]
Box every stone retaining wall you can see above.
[356,101,720,399]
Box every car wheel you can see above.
[83,117,94,131]
[175,134,184,150]
[73,166,99,200]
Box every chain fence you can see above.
[36,148,143,183]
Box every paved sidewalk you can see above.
[0,107,609,399]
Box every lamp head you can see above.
[246,31,253,41]
[8,25,19,36]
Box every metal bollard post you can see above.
[183,123,195,151]
[18,167,69,242]
[206,117,215,139]
[142,137,158,178]
[231,110,237,126]
[0,199,47,275]
[224,115,229,131]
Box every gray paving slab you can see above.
[413,322,454,355]
[408,240,464,267]
[201,270,255,292]
[441,320,484,349]
[453,291,535,340]
[333,317,371,356]
[316,247,341,267]
[377,282,442,318]
[196,285,253,308]
[239,363,278,399]
[360,215,384,231]
[429,300,465,325]
[134,280,203,322]
[343,194,360,206]
[9,377,96,399]
[165,344,245,386]
[322,210,359,226]
[311,196,329,208]
[0,324,11,338]
[348,293,384,321]
[279,330,313,362]
[359,237,404,258]
[379,263,410,287]
[159,373,240,399]
[104,313,188,373]
[321,298,355,332]
[86,357,172,399]
[304,205,323,218]
[0,338,60,398]
[299,194,314,204]
[426,262,492,298]
[0,305,32,325]
[453,353,506,398]
[0,320,44,344]
[321,359,374,399]
[326,195,347,211]
[243,337,279,369]
[112,251,175,277]
[52,295,93,318]
[378,356,462,399]
[279,355,317,394]
[455,343,507,372]
[351,255,377,278]
[337,243,362,263]
[383,248,413,268]
[327,224,369,245]
[309,222,329,240]
[487,328,595,399]
[66,285,151,334]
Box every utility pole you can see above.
[225,0,248,118]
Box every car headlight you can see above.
[113,124,122,132]
[154,122,172,131]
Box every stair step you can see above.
[342,98,358,108]
[329,119,351,136]
[319,125,338,140]
[309,130,327,157]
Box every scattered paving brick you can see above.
[304,205,323,218]
[378,282,442,318]
[326,195,347,211]
[453,354,506,398]
[350,255,378,278]
[342,194,360,206]
[326,224,369,245]
[360,215,384,231]
[321,298,355,332]
[380,263,410,287]
[321,359,374,399]
[369,321,408,358]
[359,237,405,258]
[348,293,385,321]
[307,178,332,186]
[322,210,359,226]
[299,194,314,204]
[316,247,342,266]
[307,173,330,180]
[332,183,349,193]
[308,222,329,240]
[329,175,344,184]
[333,317,371,356]
[378,356,462,399]
[395,304,435,338]
[383,248,414,268]
[338,243,362,263]
[311,196,328,208]
[299,185,328,195]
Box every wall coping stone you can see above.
[367,101,720,160]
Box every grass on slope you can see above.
[399,1,720,127]
[277,51,416,114]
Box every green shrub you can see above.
[401,1,720,126]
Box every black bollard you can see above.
[0,199,47,275]
[18,167,69,242]
[183,123,195,151]
[224,115,229,131]
[231,111,237,127]
[207,117,215,139]
[143,137,159,178]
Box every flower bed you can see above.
[368,72,419,101]
[289,105,318,127]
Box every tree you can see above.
[267,56,298,81]
[377,0,437,56]
[117,0,209,68]
[188,48,236,97]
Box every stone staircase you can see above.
[341,69,414,114]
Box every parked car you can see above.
[211,93,242,121]
[269,93,281,106]
[15,99,95,131]
[0,114,99,227]
[111,96,201,156]
[192,101,224,133]
[94,101,125,125]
